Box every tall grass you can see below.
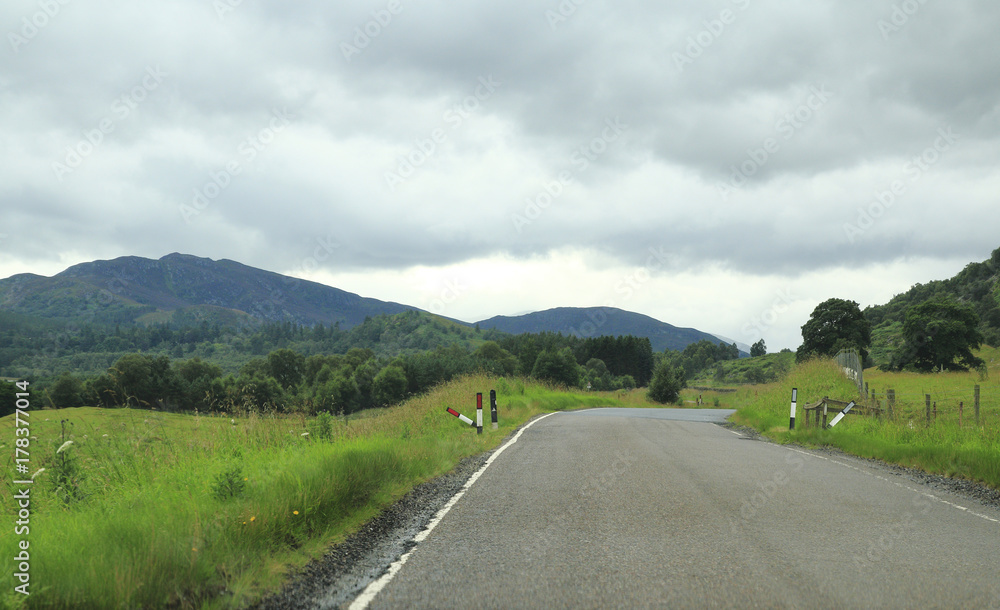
[729,351,1000,491]
[0,374,622,609]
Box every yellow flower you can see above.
[192,548,198,552]
[293,510,299,515]
[250,516,256,522]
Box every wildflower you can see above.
[250,516,256,522]
[56,440,74,454]
[231,419,236,425]
[301,432,309,437]
[293,510,299,515]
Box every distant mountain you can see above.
[475,307,738,354]
[0,254,741,356]
[0,253,417,328]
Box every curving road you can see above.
[353,408,1000,609]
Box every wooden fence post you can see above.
[959,401,963,428]
[887,389,895,420]
[933,401,937,421]
[925,394,931,426]
[975,385,980,426]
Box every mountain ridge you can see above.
[0,253,740,354]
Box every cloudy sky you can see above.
[2,0,998,350]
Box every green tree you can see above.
[750,339,766,358]
[648,360,685,404]
[473,341,518,376]
[0,381,16,418]
[893,298,985,372]
[49,372,85,409]
[530,347,581,387]
[797,298,872,363]
[267,348,305,390]
[372,365,408,407]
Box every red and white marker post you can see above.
[445,407,474,427]
[476,392,483,435]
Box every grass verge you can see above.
[0,374,623,609]
[729,349,1000,491]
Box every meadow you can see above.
[0,376,624,609]
[730,346,1000,490]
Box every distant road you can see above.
[357,408,1000,608]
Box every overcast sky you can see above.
[2,0,998,350]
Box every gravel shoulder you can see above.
[249,441,499,609]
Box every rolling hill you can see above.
[475,306,738,354]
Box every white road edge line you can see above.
[783,447,1000,525]
[348,412,558,610]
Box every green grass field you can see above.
[0,375,628,609]
[730,346,1000,491]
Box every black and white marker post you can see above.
[789,387,798,430]
[445,407,475,427]
[476,392,483,435]
[490,389,498,430]
[827,401,856,429]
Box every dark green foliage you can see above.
[49,372,85,409]
[530,347,582,387]
[750,339,766,358]
[576,335,654,386]
[473,341,518,376]
[648,360,685,404]
[865,246,1000,365]
[372,365,408,406]
[211,465,247,501]
[308,411,336,440]
[0,380,16,418]
[890,298,985,372]
[798,298,872,363]
[266,348,305,390]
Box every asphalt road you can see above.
[355,408,1000,609]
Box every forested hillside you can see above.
[864,246,1000,366]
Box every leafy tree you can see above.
[266,348,305,390]
[0,381,16,418]
[648,360,685,404]
[49,372,85,409]
[750,339,766,358]
[473,341,518,376]
[530,347,581,387]
[108,353,180,408]
[797,298,871,363]
[892,298,985,372]
[372,365,408,407]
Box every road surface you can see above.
[355,408,1000,608]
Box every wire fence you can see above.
[834,348,864,395]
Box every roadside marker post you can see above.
[476,392,483,435]
[789,388,798,430]
[490,390,498,430]
[827,401,856,429]
[445,407,474,427]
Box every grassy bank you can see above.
[0,375,623,609]
[729,348,1000,490]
